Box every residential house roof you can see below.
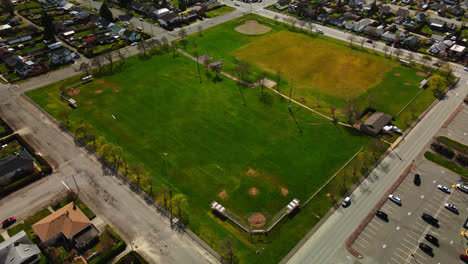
[380,5,392,14]
[431,34,445,42]
[364,26,384,37]
[355,18,372,32]
[381,31,400,42]
[429,18,447,28]
[32,202,92,242]
[395,8,410,18]
[0,151,34,179]
[414,12,427,24]
[343,11,359,20]
[84,36,97,42]
[403,35,420,47]
[362,112,393,136]
[450,44,466,53]
[0,230,41,264]
[428,42,448,53]
[447,5,464,15]
[329,17,345,27]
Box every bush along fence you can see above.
[0,117,13,138]
[0,133,53,197]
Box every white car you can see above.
[316,29,324,34]
[131,42,138,46]
[456,183,468,193]
[437,184,451,194]
[342,197,351,208]
[388,194,401,204]
[137,26,142,31]
[444,203,458,213]
[464,67,468,72]
[139,17,144,21]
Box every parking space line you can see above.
[396,248,411,259]
[353,239,367,249]
[367,222,379,231]
[359,231,373,240]
[414,221,426,229]
[356,236,369,244]
[408,229,421,237]
[426,201,441,209]
[411,226,425,233]
[397,185,413,192]
[406,233,419,240]
[404,236,417,243]
[414,251,427,260]
[393,252,407,261]
[390,257,403,264]
[371,219,383,227]
[381,204,396,212]
[433,192,446,199]
[363,226,376,235]
[438,210,451,218]
[399,242,413,252]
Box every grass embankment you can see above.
[424,151,468,178]
[180,14,431,130]
[27,50,369,263]
[206,6,236,18]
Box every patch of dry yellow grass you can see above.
[233,31,391,98]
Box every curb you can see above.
[442,103,463,128]
[345,164,413,258]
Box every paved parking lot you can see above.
[350,157,468,264]
[350,104,468,264]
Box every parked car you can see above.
[235,2,240,5]
[93,7,98,11]
[460,254,468,263]
[464,67,468,72]
[375,210,388,220]
[444,203,458,213]
[131,42,138,46]
[342,197,351,208]
[414,174,421,186]
[388,194,401,205]
[316,29,324,34]
[137,26,142,31]
[419,242,433,255]
[422,213,438,225]
[425,234,438,245]
[457,183,468,193]
[437,184,451,194]
[2,217,16,228]
[393,44,400,48]
[366,39,373,43]
[139,17,144,21]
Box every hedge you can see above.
[425,151,468,178]
[88,225,127,264]
[0,170,42,197]
[430,143,455,159]
[115,251,149,264]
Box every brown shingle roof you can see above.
[32,202,91,242]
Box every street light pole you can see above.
[390,146,402,161]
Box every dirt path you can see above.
[175,47,351,127]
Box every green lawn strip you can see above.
[27,51,368,263]
[8,208,51,239]
[206,6,236,18]
[51,194,96,219]
[0,235,4,243]
[424,151,468,178]
[0,125,5,134]
[115,251,149,264]
[437,136,468,155]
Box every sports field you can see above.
[181,15,431,128]
[27,51,369,262]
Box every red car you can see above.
[2,217,16,228]
[461,254,468,263]
[366,39,373,43]
[393,44,400,48]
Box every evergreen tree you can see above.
[41,12,55,41]
[99,2,114,22]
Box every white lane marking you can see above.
[372,219,383,227]
[356,236,369,244]
[359,231,373,239]
[62,181,71,190]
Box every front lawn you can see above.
[52,192,96,219]
[8,208,51,240]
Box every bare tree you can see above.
[103,51,115,71]
[274,14,279,24]
[148,38,160,53]
[235,60,251,81]
[307,22,315,35]
[372,42,377,52]
[58,108,72,128]
[197,25,203,35]
[347,34,356,47]
[299,20,306,31]
[394,48,402,59]
[79,62,90,76]
[116,48,128,65]
[91,56,104,72]
[137,40,148,56]
[290,18,297,29]
[131,164,144,185]
[360,38,366,48]
[383,45,389,57]
[407,52,415,63]
[161,36,169,51]
[179,28,187,47]
[367,94,377,109]
[219,238,237,264]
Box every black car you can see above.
[375,210,388,220]
[414,174,421,186]
[422,213,438,225]
[419,242,433,254]
[425,234,438,245]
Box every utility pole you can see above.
[390,146,402,161]
[195,41,201,83]
[72,174,80,202]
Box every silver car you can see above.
[388,194,401,205]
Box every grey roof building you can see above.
[361,112,393,136]
[0,230,41,264]
[0,151,34,186]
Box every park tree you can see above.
[99,2,114,22]
[234,60,250,81]
[137,40,148,56]
[178,28,187,47]
[79,62,90,76]
[360,38,366,48]
[383,45,389,57]
[74,124,93,141]
[161,36,169,51]
[372,42,377,52]
[219,238,238,264]
[428,74,446,98]
[91,56,104,72]
[158,185,170,209]
[439,63,454,81]
[197,25,203,36]
[171,193,188,218]
[347,34,356,47]
[58,108,72,128]
[307,22,315,35]
[116,48,128,65]
[274,15,279,24]
[1,0,14,16]
[103,51,115,71]
[342,98,360,124]
[299,20,306,31]
[394,48,402,59]
[148,38,160,53]
[99,143,114,164]
[131,164,144,185]
[41,12,56,41]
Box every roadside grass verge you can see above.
[424,151,468,178]
[437,136,468,155]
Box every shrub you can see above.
[456,154,468,167]
[430,143,454,159]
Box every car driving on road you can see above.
[388,194,401,205]
[316,29,324,34]
[444,203,458,214]
[437,184,451,194]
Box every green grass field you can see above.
[206,6,236,18]
[27,51,369,263]
[180,15,431,128]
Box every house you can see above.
[360,111,393,136]
[8,16,22,26]
[343,11,359,20]
[380,5,393,16]
[275,1,289,10]
[0,151,34,186]
[317,14,329,22]
[0,24,11,31]
[403,35,420,49]
[449,44,466,56]
[447,5,465,16]
[345,20,357,30]
[15,61,36,77]
[158,12,181,28]
[428,42,448,54]
[394,8,410,24]
[428,18,447,31]
[381,31,400,43]
[364,26,384,38]
[0,231,41,264]
[303,8,317,18]
[413,12,427,24]
[83,35,97,43]
[329,17,345,28]
[200,0,221,11]
[48,48,76,65]
[443,0,456,5]
[431,34,445,43]
[430,2,446,11]
[109,24,125,36]
[123,30,139,41]
[180,10,197,22]
[6,34,32,45]
[354,18,372,32]
[32,202,99,250]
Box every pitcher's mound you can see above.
[235,20,271,35]
[248,213,266,228]
[249,187,259,196]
